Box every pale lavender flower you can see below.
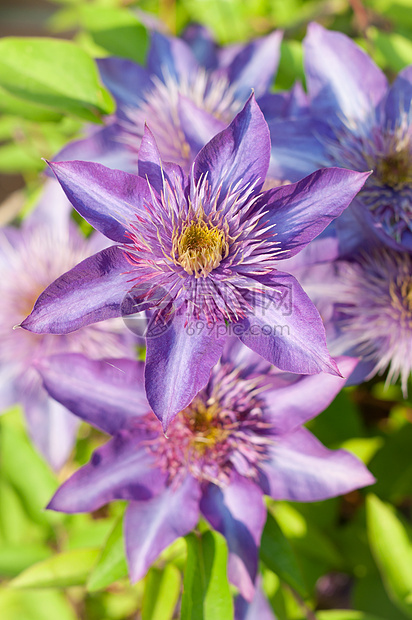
[21,98,370,430]
[37,342,374,601]
[268,22,412,252]
[1,181,132,468]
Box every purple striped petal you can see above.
[181,23,218,70]
[227,30,283,100]
[51,123,137,173]
[263,356,359,434]
[260,427,375,502]
[200,474,266,602]
[304,22,388,122]
[262,167,371,259]
[235,579,277,620]
[237,272,340,375]
[193,95,270,203]
[47,160,153,243]
[48,428,165,513]
[147,31,199,82]
[21,246,132,334]
[384,65,412,130]
[125,475,201,582]
[178,96,226,160]
[36,354,148,435]
[138,125,187,194]
[145,310,226,431]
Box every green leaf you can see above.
[275,40,304,91]
[0,85,63,121]
[87,517,128,591]
[0,37,115,122]
[181,531,233,620]
[317,611,387,620]
[260,511,307,597]
[10,548,100,589]
[0,545,51,578]
[0,416,60,526]
[366,494,412,617]
[142,565,181,620]
[0,142,44,173]
[369,28,412,72]
[78,6,148,64]
[0,588,77,620]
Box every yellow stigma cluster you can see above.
[390,273,412,328]
[375,147,412,188]
[183,398,229,455]
[174,217,228,278]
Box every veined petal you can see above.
[36,354,148,435]
[268,117,329,182]
[21,246,132,334]
[263,356,359,434]
[147,31,200,82]
[138,125,186,194]
[262,167,371,259]
[145,309,226,431]
[97,57,152,110]
[193,95,270,202]
[237,272,339,375]
[48,428,165,513]
[52,124,137,173]
[200,473,266,602]
[178,96,226,161]
[125,475,201,582]
[384,65,412,130]
[181,23,218,70]
[227,30,283,100]
[260,427,375,502]
[47,160,154,243]
[304,22,388,122]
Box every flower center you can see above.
[175,218,228,277]
[374,148,412,189]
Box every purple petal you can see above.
[227,30,283,100]
[36,354,148,435]
[259,427,375,502]
[235,578,277,620]
[262,167,371,259]
[178,96,226,160]
[238,272,340,375]
[200,473,266,602]
[263,356,359,434]
[47,160,153,243]
[193,95,270,202]
[138,125,187,194]
[21,246,132,334]
[180,23,218,70]
[258,81,309,122]
[147,31,199,82]
[51,123,137,173]
[97,57,152,110]
[268,117,329,182]
[23,386,79,471]
[384,65,412,130]
[125,475,201,582]
[304,22,388,122]
[48,428,165,513]
[145,310,226,431]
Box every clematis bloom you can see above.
[38,343,374,602]
[22,97,370,430]
[0,182,132,468]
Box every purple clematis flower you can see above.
[57,24,283,173]
[21,97,370,430]
[1,181,132,469]
[268,22,412,252]
[295,240,412,396]
[37,342,374,601]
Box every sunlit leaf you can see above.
[260,511,307,597]
[366,494,412,617]
[142,565,181,620]
[87,516,128,591]
[181,530,233,620]
[0,37,115,122]
[10,548,100,589]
